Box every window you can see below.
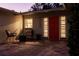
[60,16,66,38]
[44,17,48,37]
[25,18,33,28]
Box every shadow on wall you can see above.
[0,15,22,43]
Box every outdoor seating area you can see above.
[17,28,44,42]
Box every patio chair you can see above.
[5,30,17,43]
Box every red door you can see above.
[49,16,59,41]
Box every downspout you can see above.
[22,15,25,31]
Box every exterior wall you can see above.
[0,14,22,43]
[24,16,67,39]
[33,17,43,38]
[24,16,44,38]
[23,10,69,39]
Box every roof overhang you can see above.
[0,7,18,15]
[21,3,71,17]
[22,7,65,15]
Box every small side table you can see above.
[36,34,42,40]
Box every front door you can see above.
[49,16,59,41]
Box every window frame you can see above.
[60,16,66,38]
[43,17,48,37]
[25,18,33,28]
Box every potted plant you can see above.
[19,33,26,42]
